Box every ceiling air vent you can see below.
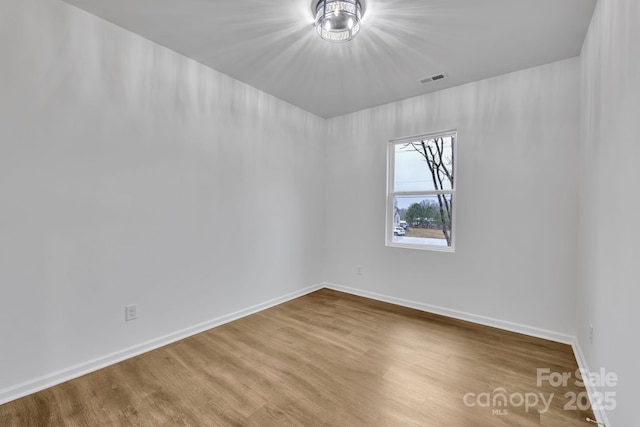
[418,73,446,85]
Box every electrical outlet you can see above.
[589,324,593,343]
[125,304,137,322]
[357,265,363,275]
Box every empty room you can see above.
[0,0,637,426]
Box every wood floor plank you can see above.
[0,289,595,426]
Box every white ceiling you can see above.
[61,0,596,118]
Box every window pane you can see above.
[394,137,454,192]
[392,195,453,247]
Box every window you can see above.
[386,131,457,251]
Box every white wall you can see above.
[324,58,581,338]
[0,0,325,398]
[577,0,640,425]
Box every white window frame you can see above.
[386,130,457,252]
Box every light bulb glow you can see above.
[314,0,364,43]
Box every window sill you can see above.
[386,240,455,252]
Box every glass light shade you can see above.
[315,0,363,42]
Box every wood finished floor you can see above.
[0,289,594,426]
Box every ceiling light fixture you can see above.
[313,0,366,43]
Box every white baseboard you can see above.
[0,283,324,406]
[323,282,574,344]
[571,338,612,427]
